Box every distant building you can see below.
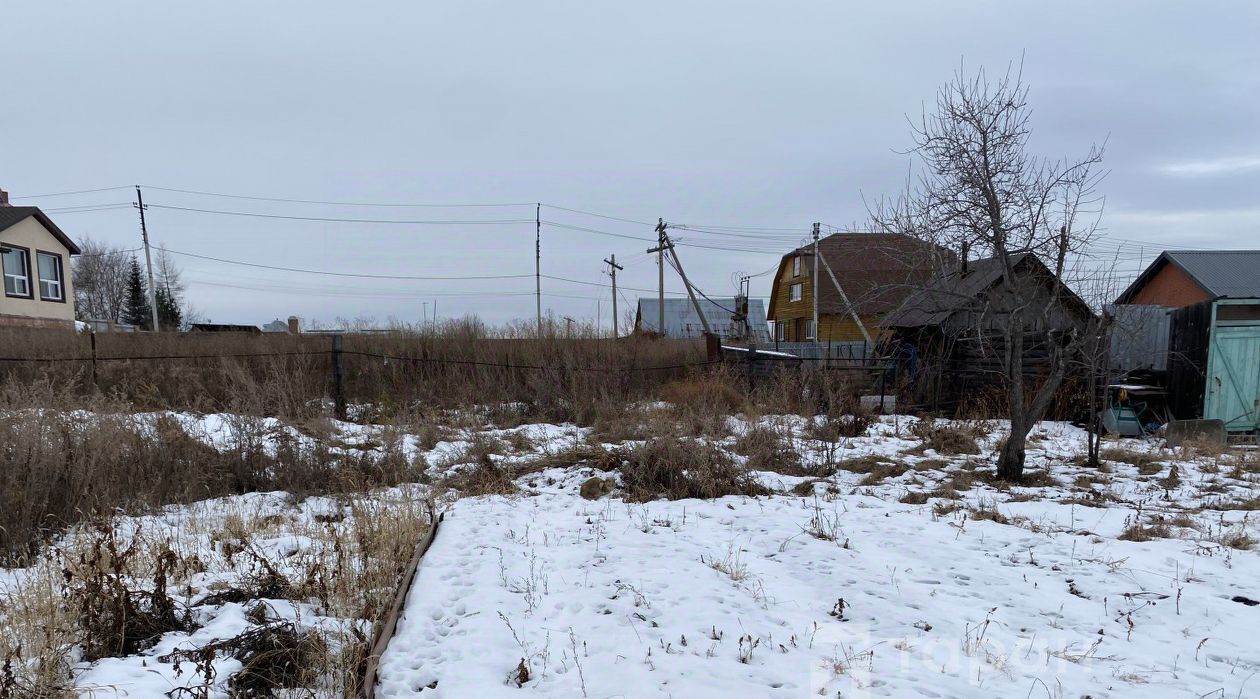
[1114,250,1260,308]
[189,323,262,334]
[634,297,770,343]
[0,190,80,329]
[262,316,301,334]
[1114,250,1260,433]
[766,233,944,343]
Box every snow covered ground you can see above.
[378,419,1260,698]
[2,410,1257,697]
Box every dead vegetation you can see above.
[620,438,766,502]
[803,412,872,442]
[1100,447,1165,475]
[0,384,424,561]
[907,421,980,456]
[731,424,806,475]
[0,490,431,696]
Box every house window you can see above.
[2,244,31,298]
[789,283,803,302]
[37,252,64,301]
[775,322,785,341]
[792,256,802,277]
[805,319,816,340]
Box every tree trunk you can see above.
[997,426,1027,480]
[998,315,1028,481]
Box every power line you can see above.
[146,204,534,225]
[139,184,535,208]
[9,186,133,199]
[165,248,535,281]
[41,204,135,214]
[542,220,655,242]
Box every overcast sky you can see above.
[5,2,1258,328]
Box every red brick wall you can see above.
[1127,264,1211,308]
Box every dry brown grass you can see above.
[1100,447,1164,475]
[803,413,872,442]
[731,424,806,476]
[0,382,425,561]
[619,438,766,502]
[907,421,979,456]
[0,490,432,696]
[660,371,746,416]
[0,325,708,426]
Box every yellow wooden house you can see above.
[766,232,944,344]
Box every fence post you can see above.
[878,358,887,412]
[331,334,347,421]
[89,330,98,389]
[746,345,757,393]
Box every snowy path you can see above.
[377,469,1260,698]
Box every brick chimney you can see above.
[287,315,300,335]
[0,189,10,207]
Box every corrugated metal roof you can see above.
[1164,251,1260,299]
[636,297,770,342]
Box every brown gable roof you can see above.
[0,207,82,255]
[771,233,949,317]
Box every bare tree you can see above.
[72,236,132,322]
[153,245,185,302]
[874,65,1105,480]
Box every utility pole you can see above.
[811,222,820,346]
[535,203,542,338]
[737,274,751,341]
[133,186,160,332]
[647,218,668,336]
[604,253,623,338]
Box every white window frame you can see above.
[805,319,816,340]
[36,251,64,301]
[774,321,785,341]
[789,283,803,302]
[2,244,32,298]
[792,256,802,277]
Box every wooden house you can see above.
[765,233,944,344]
[880,252,1094,414]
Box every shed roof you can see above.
[0,206,82,255]
[636,297,769,341]
[1116,250,1260,302]
[767,233,947,318]
[881,253,1091,329]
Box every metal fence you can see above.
[762,341,873,364]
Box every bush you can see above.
[908,421,979,456]
[620,438,766,501]
[804,413,871,442]
[660,371,746,415]
[731,425,806,475]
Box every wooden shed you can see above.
[1115,250,1260,433]
[880,253,1094,415]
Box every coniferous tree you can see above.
[156,286,183,331]
[122,257,153,330]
